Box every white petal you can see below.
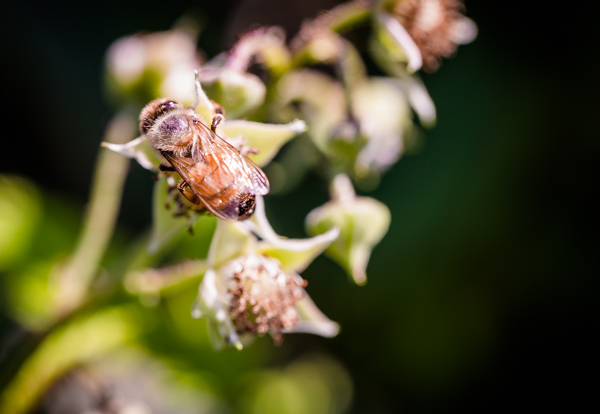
[399,74,437,126]
[284,296,339,338]
[192,268,243,349]
[102,136,161,171]
[239,195,340,252]
[376,11,422,72]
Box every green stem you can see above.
[0,112,138,404]
[54,112,136,315]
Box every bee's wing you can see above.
[163,152,234,221]
[163,123,270,221]
[194,121,270,196]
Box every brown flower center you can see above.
[392,0,466,72]
[225,255,307,344]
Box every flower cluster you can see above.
[105,0,476,349]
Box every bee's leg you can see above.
[177,179,201,206]
[187,215,196,235]
[210,100,225,132]
[159,164,176,172]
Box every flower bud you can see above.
[197,68,266,119]
[351,77,412,175]
[105,29,201,105]
[306,175,391,284]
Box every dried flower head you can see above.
[190,199,340,350]
[390,0,477,72]
[225,254,307,344]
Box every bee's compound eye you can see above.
[160,101,178,110]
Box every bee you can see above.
[139,94,269,221]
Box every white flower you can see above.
[373,0,477,73]
[192,195,340,350]
[103,72,306,251]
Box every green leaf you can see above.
[0,304,146,414]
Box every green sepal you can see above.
[220,119,306,167]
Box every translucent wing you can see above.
[162,120,270,221]
[192,121,270,196]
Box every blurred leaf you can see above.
[0,175,41,270]
[239,355,352,414]
[0,304,147,414]
[274,69,346,152]
[4,260,59,330]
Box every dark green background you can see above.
[2,1,598,412]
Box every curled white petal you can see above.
[240,195,340,252]
[284,296,339,338]
[400,74,436,126]
[376,11,422,73]
[102,136,160,171]
[192,268,242,349]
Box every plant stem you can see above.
[54,112,136,316]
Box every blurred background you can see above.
[1,0,598,413]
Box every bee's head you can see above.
[139,98,181,134]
